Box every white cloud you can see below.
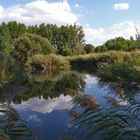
[14,94,73,114]
[113,3,129,10]
[28,114,41,122]
[85,74,98,85]
[75,3,81,8]
[84,21,140,46]
[86,24,90,27]
[0,0,77,25]
[0,0,139,47]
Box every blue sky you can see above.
[0,0,140,45]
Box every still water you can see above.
[0,71,140,140]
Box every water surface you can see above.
[0,71,140,140]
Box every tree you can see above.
[84,44,95,53]
[0,22,12,54]
[12,34,55,64]
[26,23,85,55]
[57,24,85,55]
[96,37,135,52]
[135,27,140,49]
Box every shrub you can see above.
[12,33,55,64]
[61,48,73,56]
[84,44,95,54]
[28,54,70,72]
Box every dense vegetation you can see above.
[0,21,140,57]
[95,34,140,52]
[0,21,140,90]
[0,21,140,140]
[0,21,85,56]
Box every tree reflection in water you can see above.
[20,71,85,103]
[0,71,86,104]
[98,80,140,103]
[0,71,87,140]
[1,68,140,140]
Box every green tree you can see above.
[96,37,135,52]
[0,22,12,54]
[12,33,55,64]
[84,44,95,53]
[57,24,85,55]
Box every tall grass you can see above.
[68,51,140,82]
[68,51,140,70]
[28,54,70,72]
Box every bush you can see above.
[61,48,73,56]
[28,54,70,72]
[84,44,95,54]
[12,33,55,64]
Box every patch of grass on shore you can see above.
[68,51,140,71]
[28,54,70,72]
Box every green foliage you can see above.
[0,21,86,56]
[7,21,26,39]
[56,72,85,93]
[0,23,12,54]
[69,51,140,71]
[98,63,140,82]
[28,54,70,71]
[0,52,15,87]
[95,37,137,52]
[0,51,27,89]
[6,71,85,103]
[12,33,55,63]
[84,44,95,54]
[57,24,85,55]
[61,48,73,56]
[28,23,85,55]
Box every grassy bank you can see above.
[28,51,140,79]
[1,51,140,90]
[68,51,140,70]
[67,51,140,83]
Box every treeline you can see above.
[95,36,140,52]
[0,21,85,57]
[0,21,140,61]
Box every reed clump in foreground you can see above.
[28,54,70,72]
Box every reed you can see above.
[28,54,70,72]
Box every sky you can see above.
[0,0,140,46]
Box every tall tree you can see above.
[0,22,12,53]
